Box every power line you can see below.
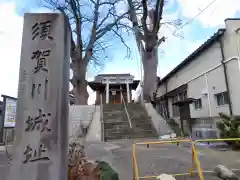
[179,0,219,30]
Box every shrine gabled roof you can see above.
[88,80,140,91]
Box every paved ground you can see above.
[1,139,240,180]
[84,139,240,180]
[0,151,10,180]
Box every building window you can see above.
[215,91,229,106]
[194,99,202,110]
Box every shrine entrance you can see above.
[88,74,140,105]
[109,90,122,104]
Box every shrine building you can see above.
[88,74,140,104]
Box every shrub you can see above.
[217,113,240,149]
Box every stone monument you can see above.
[6,13,70,180]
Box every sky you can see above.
[0,0,240,105]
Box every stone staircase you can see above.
[103,103,157,141]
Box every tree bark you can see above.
[142,48,158,101]
[72,60,89,105]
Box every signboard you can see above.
[3,97,17,127]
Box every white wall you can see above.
[69,105,95,137]
[156,84,167,98]
[222,19,240,60]
[167,42,222,92]
[144,103,172,135]
[188,76,210,118]
[226,59,240,115]
[206,65,229,116]
[220,19,240,116]
[157,20,240,118]
[85,106,101,142]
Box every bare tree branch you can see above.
[112,29,131,58]
[83,0,100,63]
[156,36,165,48]
[96,11,128,40]
[126,0,144,51]
[69,0,82,55]
[42,0,141,104]
[153,0,164,33]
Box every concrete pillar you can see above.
[126,82,130,103]
[106,82,109,104]
[7,13,70,180]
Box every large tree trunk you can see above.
[73,80,89,105]
[142,48,158,101]
[72,59,89,105]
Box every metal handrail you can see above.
[120,92,132,128]
[100,93,104,141]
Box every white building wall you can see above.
[222,19,240,116]
[156,19,240,120]
[225,59,240,115]
[188,76,210,118]
[167,42,222,92]
[222,19,240,59]
[206,65,229,116]
[156,84,167,98]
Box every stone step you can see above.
[131,122,153,128]
[103,108,124,112]
[104,127,132,132]
[102,103,157,142]
[103,104,124,108]
[103,118,129,123]
[130,118,151,123]
[128,115,149,120]
[103,121,130,125]
[104,122,153,130]
[132,129,157,134]
[104,132,132,138]
[103,112,125,116]
[103,112,126,116]
[104,133,156,141]
[104,128,155,136]
[104,127,132,133]
[103,108,124,111]
[131,123,153,129]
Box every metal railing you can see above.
[132,138,240,180]
[100,93,104,141]
[120,92,132,128]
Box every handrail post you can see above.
[190,143,195,176]
[100,93,104,141]
[132,144,139,180]
[192,142,204,180]
[121,92,132,128]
